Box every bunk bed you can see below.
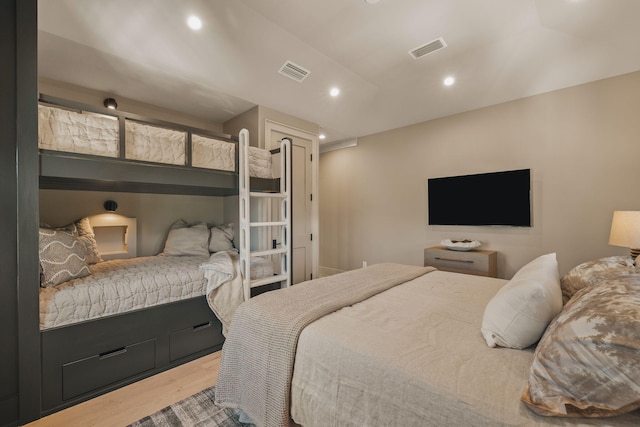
[36,96,283,416]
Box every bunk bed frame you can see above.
[37,96,280,416]
[39,94,279,195]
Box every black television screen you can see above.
[428,169,531,227]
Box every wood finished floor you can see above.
[25,351,221,427]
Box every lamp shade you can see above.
[609,211,640,257]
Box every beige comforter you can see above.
[215,263,434,427]
[290,271,640,426]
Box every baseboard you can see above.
[318,266,345,278]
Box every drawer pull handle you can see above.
[434,256,474,264]
[193,321,212,331]
[99,347,127,359]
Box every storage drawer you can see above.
[169,319,224,362]
[424,246,497,277]
[62,339,156,400]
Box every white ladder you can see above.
[239,128,291,301]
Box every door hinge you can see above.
[310,154,313,161]
[310,193,313,202]
[310,273,313,279]
[310,234,313,241]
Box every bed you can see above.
[36,96,282,416]
[38,214,277,414]
[215,256,640,426]
[38,96,279,195]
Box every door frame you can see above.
[264,119,319,280]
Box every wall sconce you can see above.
[104,200,118,212]
[609,211,640,260]
[103,98,118,110]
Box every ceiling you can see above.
[38,0,640,144]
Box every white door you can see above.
[291,139,313,283]
[266,121,317,284]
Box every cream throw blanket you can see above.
[200,251,244,336]
[215,263,435,427]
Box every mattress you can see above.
[290,271,640,427]
[250,256,274,279]
[248,146,273,179]
[125,120,186,165]
[39,255,209,330]
[38,104,273,178]
[38,104,119,157]
[192,134,235,172]
[40,254,276,330]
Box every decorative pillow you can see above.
[209,224,235,253]
[522,275,640,417]
[560,256,635,304]
[481,253,562,349]
[162,221,210,256]
[39,227,90,287]
[74,217,103,264]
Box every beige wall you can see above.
[40,190,227,256]
[319,71,640,278]
[223,105,319,148]
[224,106,260,145]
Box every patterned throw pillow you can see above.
[560,256,635,304]
[39,227,90,287]
[522,275,640,417]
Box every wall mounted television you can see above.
[428,168,531,227]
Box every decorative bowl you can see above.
[440,239,481,251]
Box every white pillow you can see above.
[209,223,235,253]
[162,222,210,256]
[481,253,562,349]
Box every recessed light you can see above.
[187,16,202,30]
[365,0,381,4]
[330,87,340,97]
[319,134,326,140]
[443,76,455,86]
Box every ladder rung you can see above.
[250,274,289,288]
[249,192,287,198]
[251,248,287,257]
[251,221,287,227]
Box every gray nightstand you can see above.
[424,246,497,277]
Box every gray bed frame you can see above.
[37,96,276,416]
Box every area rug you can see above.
[128,386,250,427]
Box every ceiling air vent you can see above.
[278,61,310,82]
[409,37,447,60]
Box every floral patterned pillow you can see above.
[522,275,640,417]
[560,256,635,304]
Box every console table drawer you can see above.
[424,246,497,277]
